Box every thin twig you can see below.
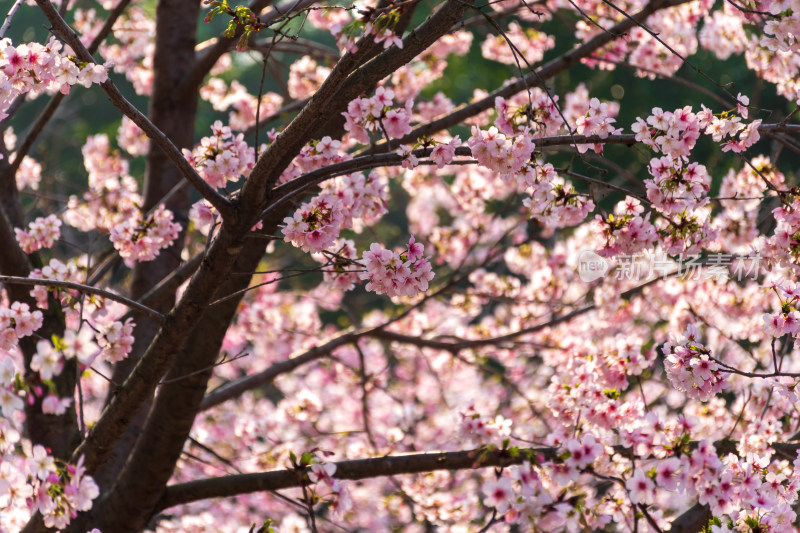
[0,0,25,39]
[0,275,166,322]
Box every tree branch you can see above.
[269,137,636,206]
[156,446,557,512]
[0,0,24,39]
[272,122,798,208]
[156,439,800,514]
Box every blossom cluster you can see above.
[288,56,331,99]
[64,134,142,237]
[763,279,800,337]
[343,86,413,144]
[183,120,255,189]
[767,198,800,268]
[27,258,83,310]
[360,237,434,298]
[662,324,728,401]
[745,34,800,105]
[116,116,149,156]
[627,2,704,78]
[481,22,554,65]
[1,37,108,120]
[96,317,136,363]
[2,433,99,530]
[563,432,605,470]
[0,302,43,355]
[282,168,387,252]
[715,155,784,251]
[574,97,623,153]
[96,6,155,95]
[24,257,136,365]
[32,339,73,382]
[272,134,348,185]
[0,353,100,530]
[698,6,747,60]
[633,102,761,161]
[189,200,217,237]
[519,162,595,228]
[395,135,463,171]
[306,454,353,519]
[699,9,747,60]
[632,106,702,160]
[281,184,340,246]
[109,204,181,267]
[15,153,43,191]
[494,92,562,138]
[763,4,800,54]
[459,404,512,443]
[72,8,106,47]
[480,464,561,523]
[315,239,361,291]
[658,206,717,255]
[481,432,800,531]
[645,156,710,215]
[593,197,657,257]
[698,96,762,153]
[480,460,608,529]
[320,171,388,231]
[3,128,42,191]
[283,194,344,254]
[14,214,62,254]
[467,125,535,176]
[428,136,462,168]
[37,455,99,529]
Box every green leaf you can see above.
[254,518,275,533]
[603,388,620,400]
[300,451,314,466]
[235,5,253,21]
[13,373,26,392]
[224,20,237,38]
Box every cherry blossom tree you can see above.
[1,0,800,530]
